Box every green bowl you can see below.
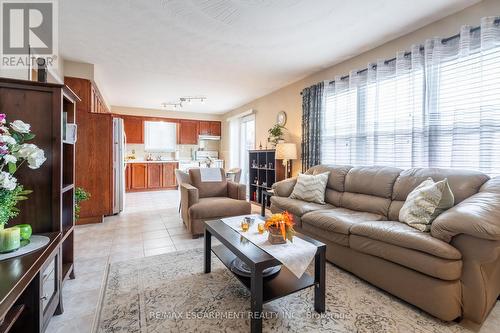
[17,224,32,240]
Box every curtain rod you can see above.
[328,18,500,84]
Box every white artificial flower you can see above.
[0,135,16,145]
[0,171,17,191]
[10,120,31,134]
[3,154,16,164]
[16,144,46,169]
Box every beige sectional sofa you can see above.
[270,165,500,324]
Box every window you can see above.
[144,121,177,152]
[321,45,500,176]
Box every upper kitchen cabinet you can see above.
[199,120,221,137]
[210,121,221,136]
[178,120,199,144]
[123,116,144,144]
[199,121,211,135]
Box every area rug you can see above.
[97,248,467,333]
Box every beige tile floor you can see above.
[45,189,500,333]
[46,190,213,333]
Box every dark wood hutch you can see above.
[0,78,78,332]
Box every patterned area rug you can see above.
[97,248,468,333]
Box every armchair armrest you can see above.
[271,177,297,197]
[431,177,500,242]
[180,183,199,224]
[227,181,246,200]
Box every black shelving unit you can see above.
[248,149,285,207]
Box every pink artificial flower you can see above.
[0,114,5,124]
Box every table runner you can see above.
[221,214,317,278]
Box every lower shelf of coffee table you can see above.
[211,244,315,304]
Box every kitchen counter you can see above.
[125,160,180,164]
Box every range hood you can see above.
[198,135,220,141]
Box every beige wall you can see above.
[220,0,500,176]
[112,105,223,121]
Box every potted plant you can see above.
[267,124,286,147]
[75,187,91,220]
[0,113,46,253]
[264,211,295,244]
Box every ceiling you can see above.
[60,0,479,114]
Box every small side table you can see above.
[261,189,274,217]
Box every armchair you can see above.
[181,168,251,238]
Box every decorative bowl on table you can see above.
[264,212,295,244]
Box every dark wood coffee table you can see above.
[204,218,326,333]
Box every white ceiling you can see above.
[60,0,479,114]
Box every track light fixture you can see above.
[161,97,206,110]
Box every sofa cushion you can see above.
[269,196,333,217]
[189,168,227,198]
[345,166,402,199]
[302,208,385,235]
[350,235,462,280]
[302,223,349,247]
[392,167,489,204]
[306,165,352,192]
[189,197,251,219]
[350,221,462,260]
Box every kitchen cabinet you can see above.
[65,76,113,224]
[147,163,162,188]
[199,121,211,135]
[126,162,179,191]
[178,120,199,144]
[210,121,221,136]
[123,116,144,144]
[125,164,132,190]
[131,163,148,189]
[199,120,221,136]
[162,163,177,187]
[90,84,109,114]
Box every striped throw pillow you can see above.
[399,178,454,232]
[289,172,330,204]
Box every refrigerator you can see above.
[112,118,126,214]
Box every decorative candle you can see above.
[0,226,21,253]
[257,223,265,234]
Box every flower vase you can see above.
[0,226,21,253]
[267,226,286,245]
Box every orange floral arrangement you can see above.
[265,211,295,242]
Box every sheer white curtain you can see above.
[322,17,500,176]
[228,113,255,184]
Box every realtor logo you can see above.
[1,0,58,69]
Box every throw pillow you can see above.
[289,172,330,204]
[399,178,455,232]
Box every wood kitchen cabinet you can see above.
[125,164,132,190]
[131,163,148,189]
[126,162,178,191]
[162,163,177,187]
[210,121,221,136]
[199,121,211,135]
[199,120,221,136]
[123,116,144,144]
[178,120,199,144]
[147,163,162,188]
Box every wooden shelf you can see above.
[61,184,74,193]
[61,226,74,242]
[212,245,315,304]
[0,304,25,333]
[62,140,74,145]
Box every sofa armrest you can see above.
[431,177,500,242]
[271,177,297,197]
[227,181,246,200]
